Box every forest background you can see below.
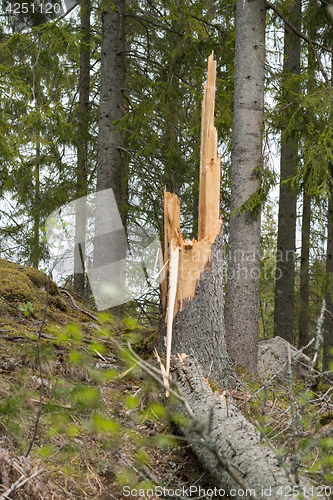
[1,0,333,361]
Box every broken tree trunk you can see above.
[158,53,236,388]
[175,356,311,500]
[157,53,315,499]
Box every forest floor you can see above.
[0,257,231,499]
[0,257,333,499]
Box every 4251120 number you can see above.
[5,2,61,14]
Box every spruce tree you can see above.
[274,0,301,345]
[224,0,266,374]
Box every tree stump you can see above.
[158,53,236,388]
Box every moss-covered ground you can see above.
[0,258,225,499]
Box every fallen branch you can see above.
[0,469,44,500]
[59,288,101,324]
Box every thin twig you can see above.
[116,451,150,483]
[287,345,300,484]
[267,2,330,83]
[25,274,50,458]
[266,2,333,53]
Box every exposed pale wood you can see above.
[154,347,170,394]
[161,188,180,311]
[165,242,179,388]
[198,52,221,241]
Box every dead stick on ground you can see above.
[59,289,102,324]
[0,469,44,500]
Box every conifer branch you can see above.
[267,1,330,83]
[266,2,333,54]
[126,13,183,36]
[123,51,199,91]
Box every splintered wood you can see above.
[199,54,221,241]
[162,52,222,316]
[160,53,222,389]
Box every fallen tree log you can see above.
[175,355,313,500]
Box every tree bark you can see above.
[161,221,237,387]
[323,181,333,373]
[31,144,40,269]
[96,0,126,222]
[323,49,333,375]
[92,0,126,311]
[274,0,301,344]
[298,7,315,351]
[175,356,311,500]
[298,191,310,350]
[74,0,90,297]
[224,0,265,374]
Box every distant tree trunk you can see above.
[274,0,301,344]
[31,144,40,269]
[324,184,333,373]
[31,83,42,269]
[224,0,266,374]
[299,6,315,351]
[96,0,126,223]
[74,0,90,297]
[323,55,333,374]
[92,0,126,313]
[298,191,310,349]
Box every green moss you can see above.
[0,273,35,302]
[25,266,58,295]
[51,295,67,311]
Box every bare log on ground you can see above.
[175,356,312,500]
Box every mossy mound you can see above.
[25,265,59,295]
[0,258,61,311]
[0,258,91,336]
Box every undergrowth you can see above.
[1,258,333,498]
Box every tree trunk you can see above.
[298,191,310,350]
[74,0,90,297]
[323,179,333,373]
[224,0,266,374]
[31,144,40,269]
[298,7,315,351]
[175,356,311,500]
[274,0,301,344]
[322,46,333,374]
[92,0,126,312]
[158,55,236,388]
[96,0,126,222]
